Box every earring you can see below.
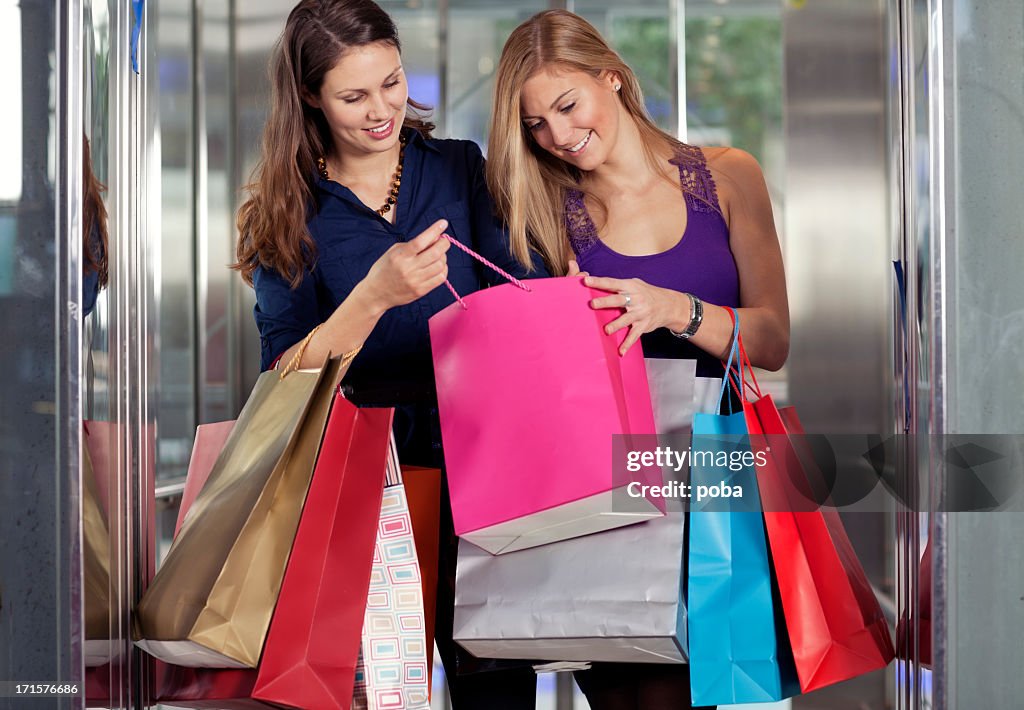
[614,83,621,92]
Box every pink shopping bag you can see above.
[176,420,236,535]
[429,251,662,555]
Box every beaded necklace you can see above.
[318,132,406,217]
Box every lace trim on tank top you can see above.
[564,143,722,257]
[563,188,598,258]
[670,143,722,215]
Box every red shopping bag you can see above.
[253,396,392,707]
[430,271,662,555]
[730,326,895,694]
[402,466,442,691]
[158,393,393,709]
[896,540,932,668]
[156,665,261,709]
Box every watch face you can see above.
[670,294,701,339]
[690,298,704,334]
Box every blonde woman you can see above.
[487,9,789,709]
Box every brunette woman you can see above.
[235,2,545,707]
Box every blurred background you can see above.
[2,0,1023,708]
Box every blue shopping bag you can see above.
[687,311,799,706]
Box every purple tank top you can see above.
[564,143,739,377]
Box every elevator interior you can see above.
[1,0,1022,708]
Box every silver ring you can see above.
[622,293,632,308]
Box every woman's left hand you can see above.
[583,275,686,356]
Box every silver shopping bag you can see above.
[453,511,687,663]
[452,359,711,664]
[646,358,723,436]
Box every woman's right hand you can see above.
[567,259,588,277]
[360,219,451,311]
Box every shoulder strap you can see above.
[563,188,600,258]
[669,144,722,215]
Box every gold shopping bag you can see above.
[82,445,111,643]
[136,355,344,668]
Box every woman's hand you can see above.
[583,275,689,356]
[280,221,450,372]
[566,259,588,277]
[360,219,451,312]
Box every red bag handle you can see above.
[721,308,763,401]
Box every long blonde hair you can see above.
[488,10,683,274]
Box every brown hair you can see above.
[235,0,434,287]
[488,10,689,274]
[82,134,109,287]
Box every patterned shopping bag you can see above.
[352,444,431,710]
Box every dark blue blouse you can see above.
[252,128,547,407]
[83,224,104,317]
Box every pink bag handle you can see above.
[442,235,532,310]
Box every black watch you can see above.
[669,293,703,340]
